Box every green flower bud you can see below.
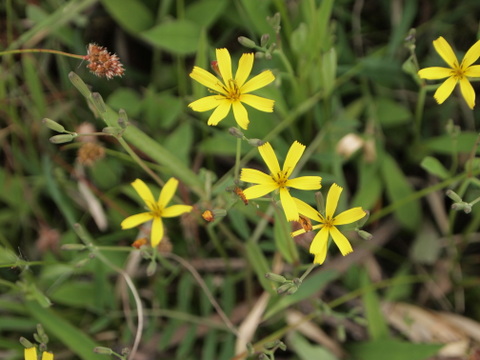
[102,126,124,137]
[451,202,472,214]
[49,134,76,144]
[446,189,462,202]
[357,230,373,241]
[92,92,106,114]
[147,261,157,276]
[276,283,293,295]
[228,127,244,138]
[93,347,114,355]
[260,34,270,47]
[61,244,87,251]
[247,138,265,147]
[238,36,256,49]
[118,109,129,128]
[19,337,34,348]
[42,118,66,133]
[68,71,92,99]
[265,272,287,283]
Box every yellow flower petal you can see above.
[293,198,322,222]
[241,70,275,93]
[163,204,193,218]
[325,183,342,218]
[240,168,276,185]
[309,227,328,254]
[190,66,226,94]
[462,39,480,68]
[459,77,475,109]
[329,226,353,256]
[283,141,305,176]
[334,207,366,225]
[258,142,281,176]
[121,212,152,229]
[433,76,457,104]
[216,48,233,86]
[158,178,178,208]
[235,52,254,88]
[25,348,37,360]
[150,216,164,247]
[243,183,278,199]
[279,188,298,221]
[207,100,231,126]
[188,95,223,112]
[232,101,250,129]
[287,176,322,190]
[464,64,480,77]
[240,94,275,112]
[42,351,54,360]
[313,250,328,265]
[433,36,459,68]
[417,67,452,79]
[131,179,155,208]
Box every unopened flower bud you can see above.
[451,202,472,214]
[286,284,299,295]
[228,127,244,138]
[265,272,287,283]
[49,134,76,144]
[260,34,270,47]
[247,138,265,147]
[94,347,114,355]
[68,71,92,99]
[118,109,129,128]
[92,92,106,113]
[147,261,157,276]
[42,118,66,133]
[19,338,34,348]
[276,283,293,295]
[238,36,256,49]
[102,126,124,137]
[357,230,373,241]
[446,189,462,203]
[61,244,87,251]
[315,191,325,214]
[255,52,265,59]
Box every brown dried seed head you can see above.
[84,43,125,80]
[77,142,105,166]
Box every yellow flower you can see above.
[188,48,275,129]
[291,183,366,264]
[121,178,193,247]
[418,36,480,109]
[240,141,322,221]
[25,347,53,360]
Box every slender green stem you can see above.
[117,137,165,187]
[0,48,84,59]
[414,85,426,141]
[298,263,317,282]
[369,167,480,223]
[234,135,242,181]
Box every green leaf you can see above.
[380,152,421,230]
[376,98,412,127]
[420,156,450,180]
[352,160,382,210]
[25,301,105,360]
[107,88,142,118]
[425,132,479,154]
[360,270,389,340]
[100,0,154,33]
[273,209,298,264]
[185,0,227,27]
[264,269,338,320]
[347,339,442,360]
[141,20,201,55]
[288,332,338,360]
[245,240,275,294]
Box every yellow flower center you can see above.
[147,201,163,217]
[452,63,466,79]
[272,170,289,188]
[223,79,241,101]
[323,216,335,229]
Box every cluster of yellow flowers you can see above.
[121,48,367,265]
